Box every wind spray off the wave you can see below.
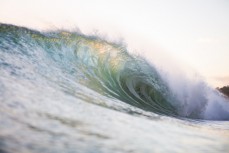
[0,24,229,153]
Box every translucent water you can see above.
[0,24,229,153]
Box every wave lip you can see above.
[1,23,229,121]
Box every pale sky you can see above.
[0,0,229,87]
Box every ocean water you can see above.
[0,24,229,153]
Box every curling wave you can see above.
[0,23,229,121]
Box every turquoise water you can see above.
[0,24,229,153]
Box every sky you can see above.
[0,0,229,87]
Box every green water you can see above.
[0,24,229,153]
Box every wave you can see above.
[1,23,229,121]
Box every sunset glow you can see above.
[1,0,229,87]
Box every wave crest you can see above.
[1,23,229,121]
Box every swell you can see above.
[0,23,229,121]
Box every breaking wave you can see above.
[1,23,229,121]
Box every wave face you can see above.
[0,24,229,153]
[0,23,229,120]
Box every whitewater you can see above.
[0,24,229,153]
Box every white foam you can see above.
[141,49,229,120]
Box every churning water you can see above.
[0,24,229,153]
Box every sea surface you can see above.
[0,24,229,153]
